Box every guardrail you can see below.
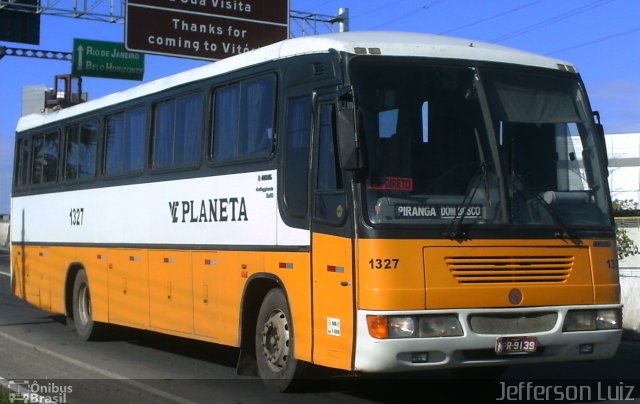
[0,213,9,250]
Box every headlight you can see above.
[420,315,464,338]
[367,314,463,339]
[563,309,622,332]
[564,310,596,331]
[389,317,416,338]
[596,309,622,330]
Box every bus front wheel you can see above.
[71,269,101,341]
[255,288,305,392]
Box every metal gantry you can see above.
[290,8,349,37]
[0,45,72,60]
[0,1,348,60]
[0,0,348,34]
[0,0,125,23]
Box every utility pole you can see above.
[289,8,349,37]
[337,8,349,33]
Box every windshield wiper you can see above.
[474,128,492,209]
[512,173,575,239]
[446,129,493,240]
[445,163,486,240]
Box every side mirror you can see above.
[593,111,609,175]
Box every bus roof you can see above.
[16,31,574,132]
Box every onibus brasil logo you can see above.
[7,380,73,403]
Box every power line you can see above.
[546,25,640,56]
[438,0,545,35]
[306,0,338,11]
[369,0,446,30]
[353,0,412,19]
[490,0,615,43]
[370,5,428,29]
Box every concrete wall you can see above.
[621,275,640,339]
[619,226,640,339]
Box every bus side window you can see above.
[14,138,30,187]
[240,76,276,156]
[153,93,203,170]
[32,131,59,184]
[284,96,312,217]
[153,99,176,169]
[212,75,276,162]
[314,103,346,225]
[212,85,240,161]
[65,119,98,181]
[317,104,342,192]
[105,108,146,176]
[175,94,203,166]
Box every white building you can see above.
[607,133,640,338]
[607,133,640,204]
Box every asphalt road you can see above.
[0,251,638,403]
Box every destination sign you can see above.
[368,176,414,192]
[125,0,289,60]
[395,205,483,219]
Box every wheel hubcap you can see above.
[260,309,290,372]
[78,284,91,325]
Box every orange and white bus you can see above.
[11,31,622,391]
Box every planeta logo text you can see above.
[168,197,248,223]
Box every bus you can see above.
[10,31,622,391]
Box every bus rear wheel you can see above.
[71,269,101,341]
[255,289,305,392]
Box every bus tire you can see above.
[71,269,100,341]
[255,288,305,392]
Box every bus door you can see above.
[310,100,355,370]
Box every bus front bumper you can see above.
[354,305,622,373]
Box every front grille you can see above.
[469,312,558,334]
[447,256,573,284]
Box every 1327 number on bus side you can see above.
[368,258,399,269]
[69,208,84,226]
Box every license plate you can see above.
[495,336,538,355]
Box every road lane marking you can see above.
[0,330,198,404]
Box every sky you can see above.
[1,0,639,213]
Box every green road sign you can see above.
[72,39,145,81]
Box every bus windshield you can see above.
[352,59,611,231]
